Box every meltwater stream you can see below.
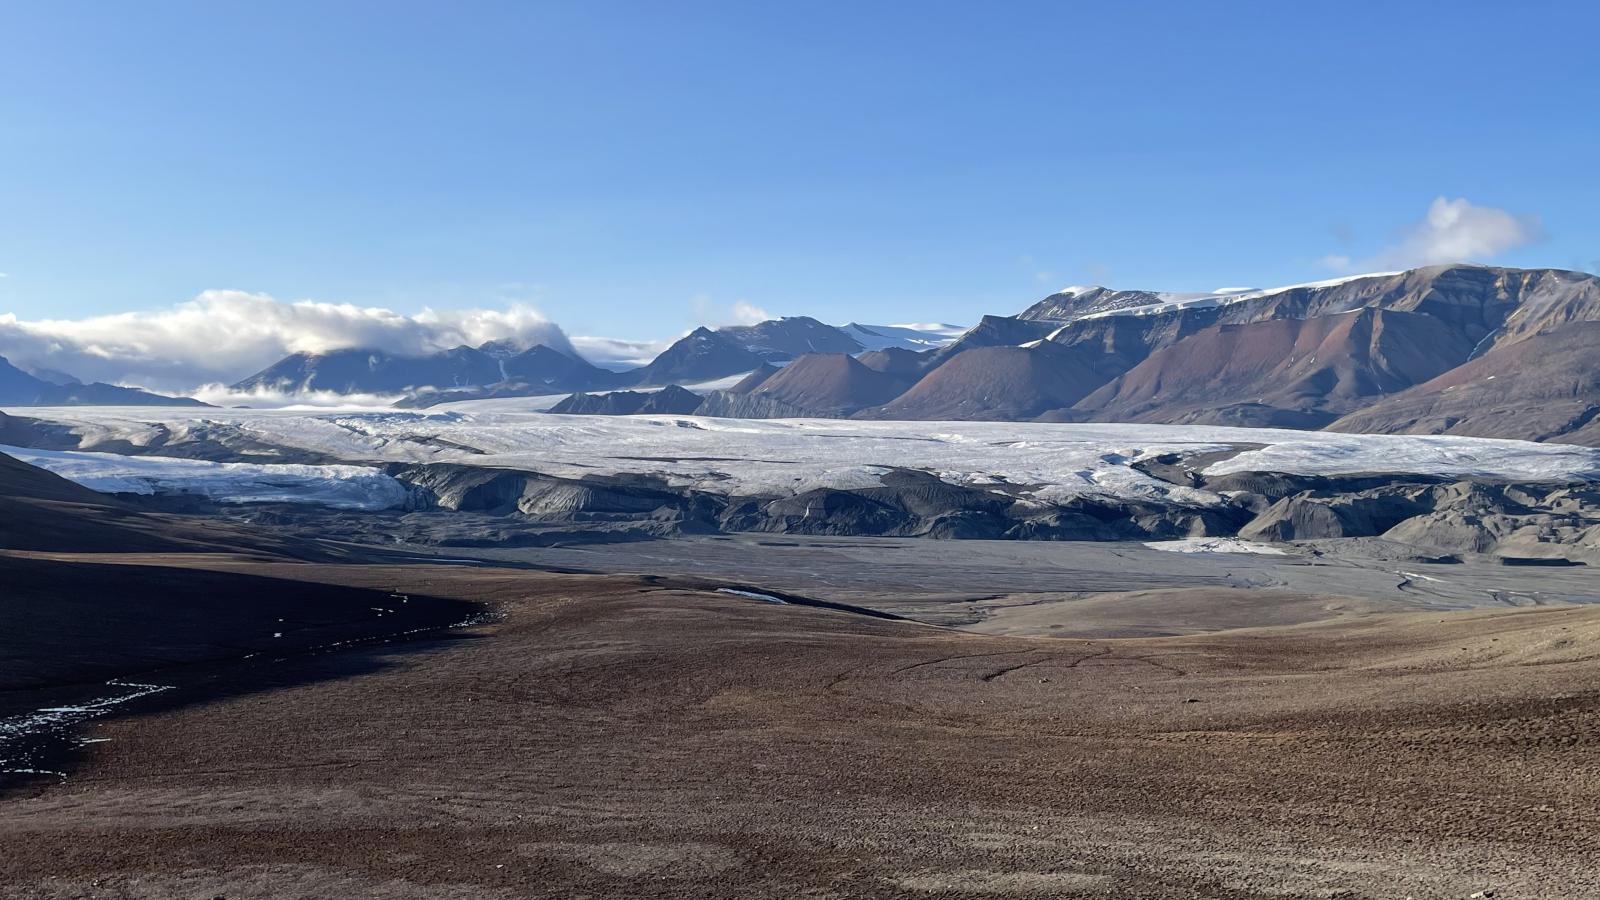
[0,679,174,782]
[0,604,503,789]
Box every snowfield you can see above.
[1064,271,1405,322]
[6,407,1600,509]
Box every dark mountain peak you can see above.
[0,353,206,407]
[549,384,704,416]
[0,355,54,406]
[234,344,501,393]
[500,343,616,391]
[477,338,527,359]
[505,344,590,371]
[1019,286,1164,322]
[623,311,867,388]
[729,363,780,394]
[857,346,937,377]
[625,328,763,388]
[746,352,907,416]
[932,315,1057,363]
[716,316,862,360]
[27,366,82,386]
[865,341,1108,421]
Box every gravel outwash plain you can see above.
[3,555,1599,898]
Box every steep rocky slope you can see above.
[1074,308,1474,427]
[1328,322,1600,445]
[921,265,1600,428]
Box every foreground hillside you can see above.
[4,562,1597,898]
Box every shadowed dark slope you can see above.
[863,343,1112,420]
[744,353,909,415]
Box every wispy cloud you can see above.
[690,294,772,327]
[1326,197,1543,272]
[569,335,675,371]
[0,290,574,394]
[730,300,770,325]
[188,383,408,410]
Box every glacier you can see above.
[5,407,1599,510]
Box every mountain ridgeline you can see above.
[532,265,1600,446]
[11,265,1598,447]
[235,315,949,404]
[0,355,209,408]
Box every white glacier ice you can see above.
[4,407,1598,510]
[0,443,409,510]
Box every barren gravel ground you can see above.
[2,559,1598,899]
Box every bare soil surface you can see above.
[3,557,1598,899]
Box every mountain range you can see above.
[2,265,1597,447]
[249,316,964,406]
[534,265,1600,446]
[0,355,208,408]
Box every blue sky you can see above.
[2,1,1598,344]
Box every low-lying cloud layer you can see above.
[0,290,575,394]
[569,335,676,371]
[1324,197,1542,272]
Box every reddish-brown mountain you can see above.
[1072,308,1474,427]
[1328,322,1600,446]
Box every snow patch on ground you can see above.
[717,588,788,604]
[1144,538,1288,555]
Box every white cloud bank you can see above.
[1324,197,1542,272]
[569,335,676,371]
[0,290,574,395]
